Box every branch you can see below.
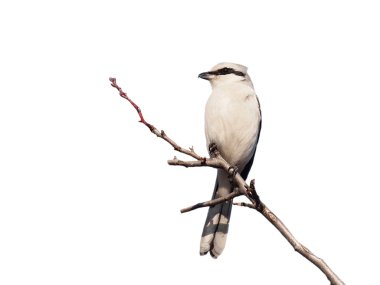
[109,77,153,131]
[109,77,204,161]
[110,78,345,285]
[169,157,262,210]
[235,202,344,285]
[233,201,255,209]
[181,191,241,213]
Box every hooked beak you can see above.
[198,71,213,80]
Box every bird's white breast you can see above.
[205,83,261,168]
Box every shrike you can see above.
[198,62,262,258]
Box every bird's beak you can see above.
[198,72,213,80]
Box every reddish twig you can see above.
[109,77,154,131]
[110,77,204,161]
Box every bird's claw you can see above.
[247,180,263,211]
[208,143,218,157]
[228,166,239,184]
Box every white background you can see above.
[1,1,379,284]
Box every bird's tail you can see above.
[200,176,232,258]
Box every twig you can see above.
[109,77,204,161]
[110,78,345,285]
[233,201,255,209]
[109,77,153,131]
[181,191,241,213]
[235,202,344,285]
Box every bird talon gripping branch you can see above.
[208,142,218,157]
[227,166,239,183]
[247,185,263,211]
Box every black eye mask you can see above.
[209,67,245,77]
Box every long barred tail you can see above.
[200,180,233,258]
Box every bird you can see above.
[198,62,262,258]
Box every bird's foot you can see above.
[227,166,239,184]
[208,143,219,157]
[248,179,263,212]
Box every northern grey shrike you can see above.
[198,62,262,258]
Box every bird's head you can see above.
[198,62,252,87]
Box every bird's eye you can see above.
[217,67,232,75]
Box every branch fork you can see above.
[109,77,345,285]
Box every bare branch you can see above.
[181,191,241,213]
[236,201,345,285]
[168,157,217,168]
[110,78,345,285]
[109,77,154,131]
[233,201,255,209]
[109,77,204,161]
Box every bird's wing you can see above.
[240,97,262,180]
